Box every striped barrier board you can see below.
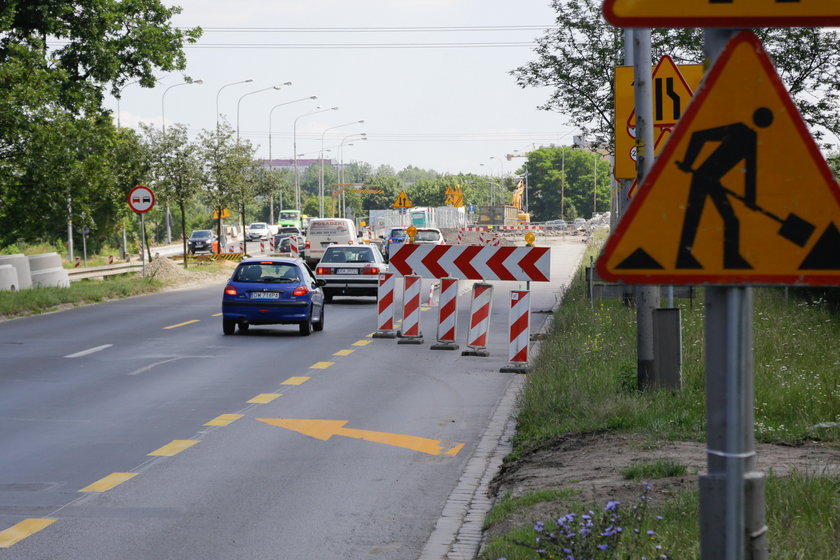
[389,244,550,282]
[501,290,531,373]
[372,273,397,338]
[397,274,424,344]
[462,283,493,357]
[431,277,459,350]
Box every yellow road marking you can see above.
[333,349,354,356]
[163,319,200,330]
[79,472,138,493]
[211,313,222,317]
[148,440,199,456]
[281,376,310,385]
[352,339,372,347]
[247,393,281,404]
[257,418,465,456]
[204,414,244,426]
[0,519,56,548]
[309,362,334,369]
[421,307,430,311]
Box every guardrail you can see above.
[67,261,145,281]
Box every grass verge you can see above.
[480,229,839,558]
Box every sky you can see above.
[105,0,578,178]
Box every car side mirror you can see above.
[316,279,327,287]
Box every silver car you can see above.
[315,244,388,302]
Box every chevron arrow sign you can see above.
[388,244,551,282]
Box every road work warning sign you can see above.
[598,32,840,287]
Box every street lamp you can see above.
[216,79,253,132]
[116,78,142,128]
[162,79,203,133]
[294,106,339,210]
[267,96,318,221]
[161,78,202,244]
[338,133,367,185]
[320,120,364,217]
[236,82,292,141]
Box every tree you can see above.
[142,123,202,265]
[513,0,840,149]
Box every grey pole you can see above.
[698,28,767,560]
[632,28,660,389]
[620,29,634,220]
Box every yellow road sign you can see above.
[599,32,840,287]
[393,190,412,208]
[603,0,840,28]
[614,59,704,179]
[257,418,464,456]
[213,208,232,219]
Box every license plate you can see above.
[336,268,358,274]
[251,291,280,300]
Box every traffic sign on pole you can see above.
[603,0,840,28]
[127,186,155,214]
[598,31,840,286]
[393,191,412,208]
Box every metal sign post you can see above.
[128,185,156,278]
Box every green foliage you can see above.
[621,460,688,480]
[483,489,577,530]
[513,0,840,149]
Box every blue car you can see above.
[222,257,325,336]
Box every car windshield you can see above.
[278,227,300,234]
[322,247,375,263]
[191,231,212,239]
[389,229,407,238]
[234,263,301,283]
[415,230,441,242]
[249,223,267,230]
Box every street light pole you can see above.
[161,79,203,244]
[268,96,317,220]
[294,106,338,211]
[237,82,291,142]
[320,120,364,217]
[338,134,367,217]
[116,78,141,129]
[216,79,253,133]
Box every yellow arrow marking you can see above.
[163,319,199,330]
[257,418,464,456]
[79,472,138,492]
[0,519,56,548]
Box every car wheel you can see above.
[223,319,236,335]
[299,307,313,336]
[313,304,325,332]
[238,323,250,334]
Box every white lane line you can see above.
[64,344,113,358]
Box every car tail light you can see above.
[224,284,237,295]
[316,267,331,275]
[293,286,309,296]
[305,240,310,249]
[347,240,354,244]
[361,266,380,275]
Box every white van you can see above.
[304,218,360,266]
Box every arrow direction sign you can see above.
[257,418,464,456]
[393,190,412,208]
[603,0,840,28]
[598,31,840,286]
[388,244,551,282]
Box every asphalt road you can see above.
[0,240,586,559]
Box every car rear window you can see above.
[389,229,407,238]
[322,247,375,263]
[234,263,301,282]
[415,230,441,242]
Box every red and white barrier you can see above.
[74,256,81,268]
[290,236,299,258]
[372,273,397,338]
[398,274,424,344]
[461,283,493,357]
[108,255,114,265]
[501,290,531,373]
[260,241,266,253]
[431,277,459,350]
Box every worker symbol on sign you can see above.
[674,107,815,270]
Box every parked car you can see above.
[545,219,568,231]
[246,222,271,241]
[221,257,325,336]
[573,218,587,231]
[187,229,217,254]
[315,244,387,302]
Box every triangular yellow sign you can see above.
[598,32,840,287]
[445,186,455,196]
[393,191,412,208]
